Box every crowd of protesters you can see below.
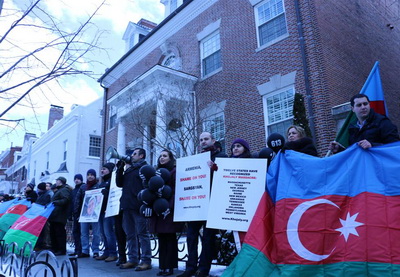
[4,93,398,277]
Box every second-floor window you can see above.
[255,0,288,47]
[201,31,221,77]
[109,105,117,130]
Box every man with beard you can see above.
[178,132,227,277]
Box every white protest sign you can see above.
[105,173,122,218]
[206,158,267,231]
[174,152,211,222]
[79,188,103,223]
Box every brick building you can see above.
[99,0,400,163]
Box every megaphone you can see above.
[105,146,132,164]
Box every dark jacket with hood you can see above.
[116,159,147,211]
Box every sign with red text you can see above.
[206,158,267,231]
[174,152,211,222]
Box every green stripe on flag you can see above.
[3,229,38,256]
[335,111,356,149]
[223,244,400,276]
[0,213,21,239]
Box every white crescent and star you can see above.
[286,199,364,262]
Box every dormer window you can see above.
[122,19,157,52]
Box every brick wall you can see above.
[103,0,400,158]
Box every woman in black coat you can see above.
[149,149,183,276]
[282,125,318,157]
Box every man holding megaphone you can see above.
[114,148,153,271]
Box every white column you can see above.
[117,120,126,155]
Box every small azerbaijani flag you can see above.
[223,141,400,276]
[336,61,387,148]
[0,199,19,218]
[3,203,55,254]
[0,199,31,240]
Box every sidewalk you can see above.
[61,236,227,276]
[69,255,226,276]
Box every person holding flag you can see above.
[329,62,399,153]
[329,93,399,153]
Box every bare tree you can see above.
[0,0,107,120]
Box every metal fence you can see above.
[66,221,238,266]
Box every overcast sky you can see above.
[0,0,164,152]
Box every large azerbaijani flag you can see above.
[336,61,387,148]
[3,203,55,253]
[0,199,31,239]
[223,141,400,276]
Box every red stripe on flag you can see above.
[369,100,386,116]
[6,204,28,215]
[245,192,400,265]
[11,215,48,237]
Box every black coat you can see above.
[49,185,72,223]
[25,190,38,203]
[36,190,52,206]
[98,175,111,214]
[71,183,83,218]
[282,137,318,157]
[116,160,147,211]
[348,109,399,146]
[149,168,184,234]
[74,181,100,216]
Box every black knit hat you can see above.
[37,182,47,191]
[74,174,83,182]
[87,169,96,178]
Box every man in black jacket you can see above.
[178,132,227,277]
[116,148,152,271]
[69,174,84,256]
[49,176,72,256]
[330,94,399,153]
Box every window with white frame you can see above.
[109,105,117,130]
[264,87,294,135]
[203,113,225,150]
[63,140,67,161]
[255,0,288,47]
[201,31,221,77]
[89,136,101,157]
